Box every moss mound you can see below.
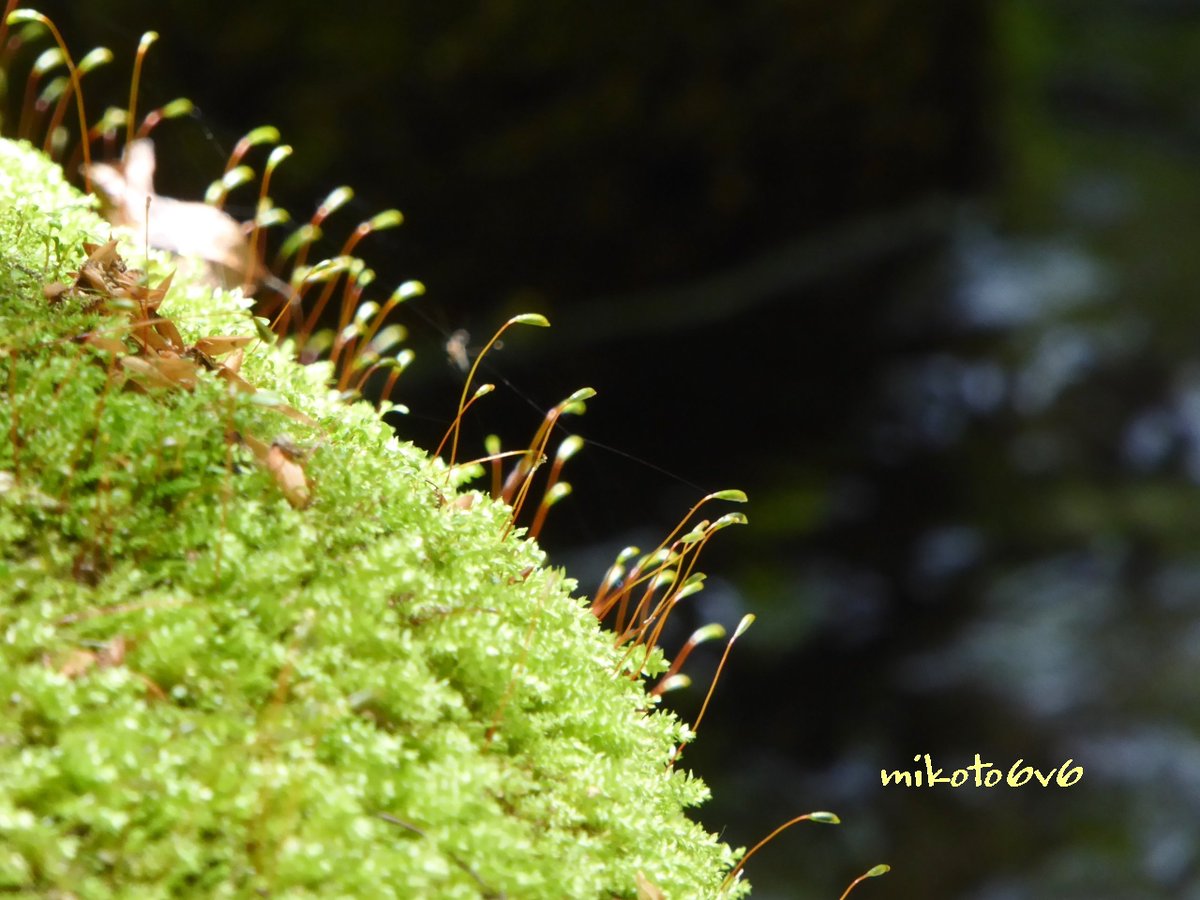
[0,137,746,898]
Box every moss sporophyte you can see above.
[0,6,888,897]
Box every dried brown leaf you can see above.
[44,281,71,303]
[635,872,666,900]
[83,333,127,355]
[276,403,318,428]
[216,365,257,394]
[150,352,200,389]
[59,649,98,678]
[194,335,252,357]
[87,139,258,290]
[57,636,128,679]
[119,355,176,389]
[151,314,185,352]
[267,443,311,508]
[243,433,312,508]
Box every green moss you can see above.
[0,137,748,898]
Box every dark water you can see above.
[687,211,1200,898]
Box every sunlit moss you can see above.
[0,137,748,898]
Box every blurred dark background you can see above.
[18,1,1200,897]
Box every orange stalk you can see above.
[8,11,92,190]
[716,810,841,895]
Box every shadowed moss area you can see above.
[0,137,746,898]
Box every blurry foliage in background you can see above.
[37,0,990,308]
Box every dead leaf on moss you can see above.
[55,635,127,678]
[47,239,315,411]
[86,138,258,290]
[194,335,253,358]
[82,332,127,355]
[242,433,312,508]
[44,238,319,505]
[635,872,666,900]
[49,635,167,701]
[267,442,310,508]
[119,352,201,391]
[43,281,70,303]
[57,649,98,678]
